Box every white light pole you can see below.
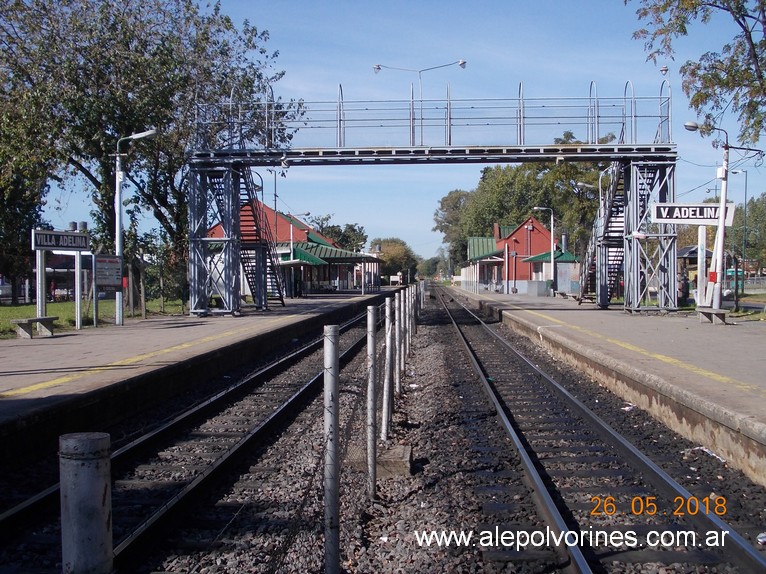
[532,206,555,292]
[288,212,310,299]
[684,121,728,310]
[115,128,156,326]
[288,212,310,261]
[373,60,466,145]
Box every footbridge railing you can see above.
[195,81,673,156]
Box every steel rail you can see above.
[112,310,375,568]
[0,309,376,543]
[442,287,766,573]
[435,288,592,574]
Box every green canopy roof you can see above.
[279,246,327,265]
[277,242,379,264]
[467,237,502,261]
[522,250,579,263]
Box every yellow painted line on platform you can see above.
[0,316,294,398]
[508,305,756,391]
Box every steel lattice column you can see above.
[188,168,209,314]
[623,161,676,312]
[188,167,241,315]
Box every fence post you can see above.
[366,305,377,500]
[60,432,112,574]
[324,325,340,574]
[381,297,393,441]
[394,291,402,395]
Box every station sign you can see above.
[650,203,735,226]
[95,255,123,287]
[32,229,91,251]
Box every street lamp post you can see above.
[288,212,310,298]
[373,60,466,145]
[532,206,555,294]
[114,128,156,326]
[684,121,729,310]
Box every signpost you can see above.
[32,229,91,329]
[92,255,123,328]
[650,203,735,226]
[650,203,735,309]
[32,229,91,252]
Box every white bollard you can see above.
[366,305,377,500]
[59,432,113,574]
[323,325,340,574]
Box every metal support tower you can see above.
[623,161,676,312]
[188,166,241,315]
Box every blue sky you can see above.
[45,0,762,258]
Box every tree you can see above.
[460,165,548,238]
[307,214,368,251]
[369,237,419,282]
[628,0,766,143]
[433,188,471,268]
[417,256,440,278]
[0,0,303,267]
[0,174,46,304]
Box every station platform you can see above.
[451,287,766,487]
[0,291,385,458]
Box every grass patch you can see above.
[0,298,187,338]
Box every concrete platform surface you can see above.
[453,287,766,485]
[0,293,377,427]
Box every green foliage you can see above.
[369,237,420,280]
[628,0,766,143]
[417,257,440,278]
[460,165,552,238]
[307,214,368,252]
[432,131,609,267]
[1,0,303,273]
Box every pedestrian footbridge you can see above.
[188,81,677,315]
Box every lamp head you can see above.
[128,128,157,140]
[373,64,381,74]
[458,60,467,68]
[684,121,700,132]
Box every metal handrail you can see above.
[198,83,672,152]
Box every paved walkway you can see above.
[0,293,374,424]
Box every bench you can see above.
[696,307,730,325]
[10,316,59,338]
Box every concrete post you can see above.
[366,306,377,500]
[323,325,340,574]
[36,249,46,319]
[59,432,112,574]
[75,253,82,330]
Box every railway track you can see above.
[0,309,378,573]
[434,286,766,573]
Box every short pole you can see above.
[366,306,377,500]
[394,292,402,395]
[59,432,112,574]
[381,297,393,440]
[323,325,340,574]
